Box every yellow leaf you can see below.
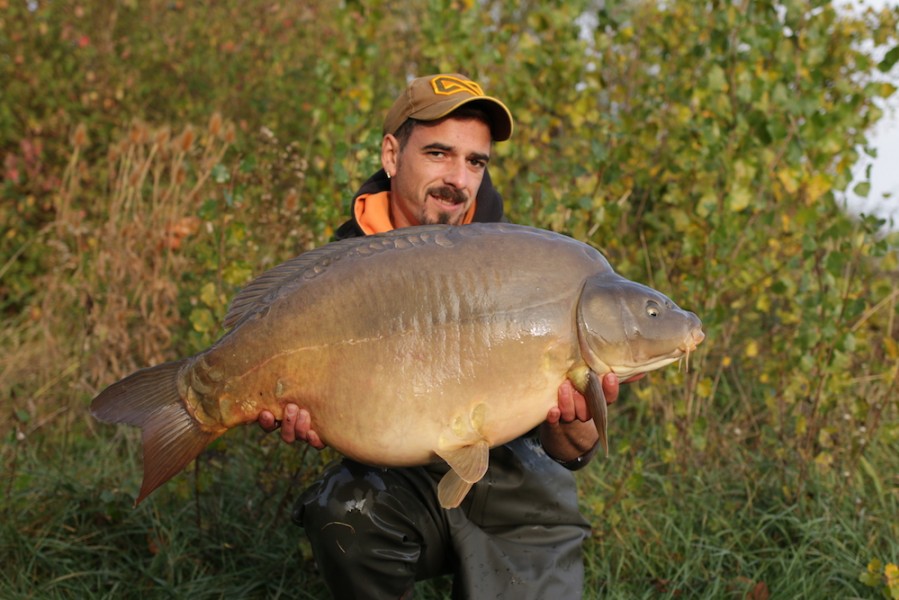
[744,340,759,358]
[670,208,691,232]
[804,173,832,205]
[728,185,752,212]
[814,451,833,471]
[200,282,218,308]
[868,559,883,575]
[696,190,718,218]
[777,168,800,194]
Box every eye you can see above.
[646,301,661,317]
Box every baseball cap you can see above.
[382,73,514,142]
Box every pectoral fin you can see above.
[585,370,609,456]
[437,470,474,509]
[435,440,489,483]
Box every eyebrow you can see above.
[421,142,491,164]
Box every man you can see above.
[258,73,629,599]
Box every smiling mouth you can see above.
[428,186,467,208]
[431,196,465,211]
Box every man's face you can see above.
[382,117,492,228]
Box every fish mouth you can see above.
[607,329,705,378]
[677,327,705,372]
[681,328,705,353]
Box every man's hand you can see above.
[258,405,325,449]
[546,372,645,425]
[541,373,644,464]
[547,375,615,426]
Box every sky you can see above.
[840,0,899,228]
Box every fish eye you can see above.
[646,301,661,317]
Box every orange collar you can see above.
[354,192,478,235]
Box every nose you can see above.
[443,157,470,189]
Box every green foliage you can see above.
[2,0,899,597]
[860,559,899,599]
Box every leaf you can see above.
[212,163,230,184]
[190,307,216,334]
[878,44,899,72]
[877,82,897,99]
[727,185,753,212]
[777,168,800,194]
[199,282,218,308]
[707,64,727,92]
[744,339,759,358]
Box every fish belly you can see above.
[204,295,579,466]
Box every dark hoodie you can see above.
[333,168,506,241]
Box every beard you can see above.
[421,185,468,226]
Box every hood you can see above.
[334,168,506,240]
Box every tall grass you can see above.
[580,435,899,598]
[4,396,896,598]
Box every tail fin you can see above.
[91,360,223,505]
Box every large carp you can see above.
[91,223,704,508]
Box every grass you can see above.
[2,424,329,599]
[2,399,896,599]
[577,423,899,599]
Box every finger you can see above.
[280,404,298,444]
[545,406,562,425]
[602,373,621,405]
[557,380,577,421]
[572,389,590,422]
[296,409,312,436]
[258,410,276,432]
[307,430,325,450]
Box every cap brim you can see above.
[410,96,513,142]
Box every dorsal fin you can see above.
[222,225,468,329]
[224,246,334,329]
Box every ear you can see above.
[381,134,399,179]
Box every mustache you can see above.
[428,186,467,204]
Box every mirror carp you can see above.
[91,223,704,508]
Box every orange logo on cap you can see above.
[431,76,484,97]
